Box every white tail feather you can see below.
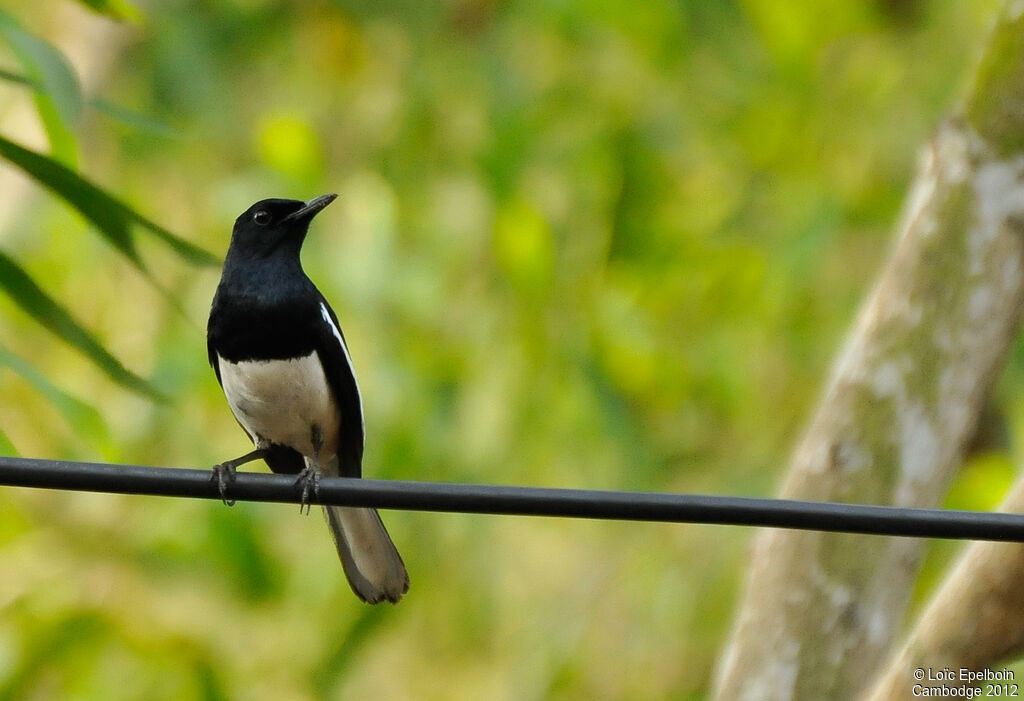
[325,505,409,604]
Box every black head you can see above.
[227,194,336,261]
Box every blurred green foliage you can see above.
[0,0,1016,699]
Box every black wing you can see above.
[207,337,223,384]
[313,296,365,478]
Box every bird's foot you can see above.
[295,466,321,515]
[209,447,268,507]
[210,461,238,506]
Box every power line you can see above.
[0,455,1021,541]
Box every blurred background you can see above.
[0,1,1017,698]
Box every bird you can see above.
[206,193,409,604]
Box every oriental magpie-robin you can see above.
[207,194,409,604]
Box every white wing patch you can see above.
[320,302,365,441]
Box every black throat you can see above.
[208,254,322,362]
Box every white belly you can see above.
[218,352,339,460]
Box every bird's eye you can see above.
[253,210,271,226]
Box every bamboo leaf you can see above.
[0,426,17,455]
[0,134,219,267]
[74,0,140,22]
[0,345,112,454]
[92,99,178,138]
[0,9,81,164]
[0,68,178,138]
[31,93,77,166]
[0,67,32,86]
[0,250,165,401]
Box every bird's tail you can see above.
[325,504,409,604]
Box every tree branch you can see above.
[864,477,1024,700]
[713,3,1024,698]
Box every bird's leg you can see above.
[295,466,320,515]
[211,446,268,506]
[295,426,324,515]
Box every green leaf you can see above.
[0,68,178,138]
[74,0,141,22]
[0,8,82,164]
[0,345,112,454]
[0,425,17,455]
[0,134,219,268]
[31,91,77,166]
[92,98,178,138]
[0,67,33,87]
[0,250,165,401]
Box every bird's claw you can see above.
[295,467,321,515]
[211,462,237,506]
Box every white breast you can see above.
[218,351,339,460]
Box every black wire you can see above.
[0,455,1021,541]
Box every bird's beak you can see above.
[284,193,337,223]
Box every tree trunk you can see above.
[713,3,1024,699]
[864,477,1024,701]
